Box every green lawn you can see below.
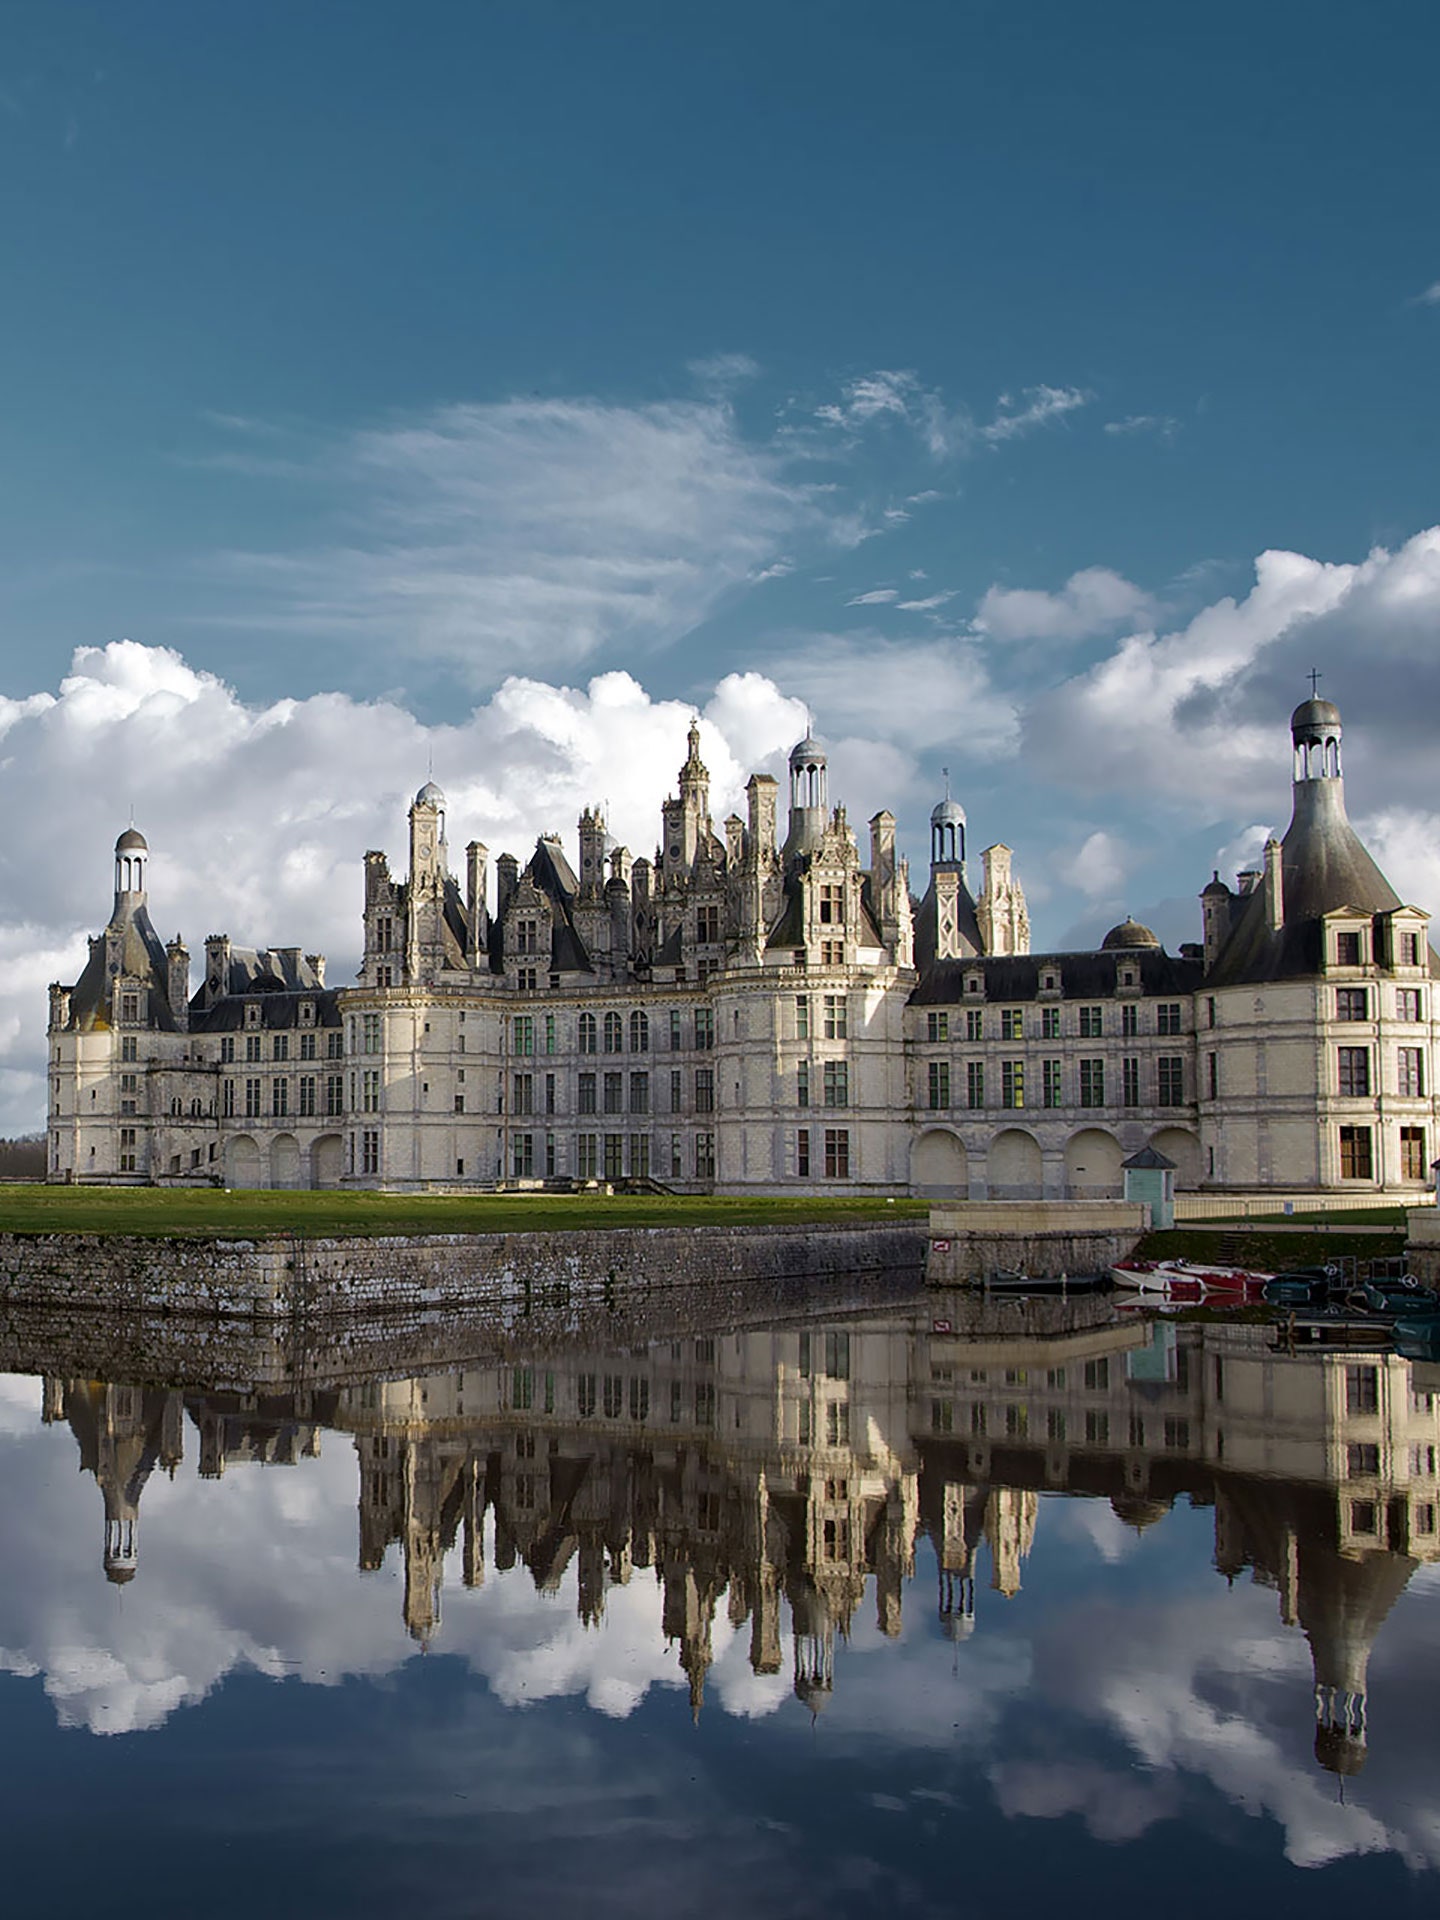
[0,1184,928,1240]
[1139,1226,1407,1268]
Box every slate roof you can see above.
[910,947,1203,1006]
[66,901,175,1032]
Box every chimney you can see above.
[1263,837,1284,932]
[166,937,190,1032]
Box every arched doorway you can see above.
[312,1133,344,1189]
[227,1135,262,1189]
[911,1129,968,1197]
[272,1133,302,1189]
[1149,1127,1202,1189]
[987,1129,1042,1200]
[1064,1128,1123,1197]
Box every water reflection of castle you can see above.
[41,1302,1440,1769]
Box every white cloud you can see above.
[975,566,1155,645]
[1069,829,1132,903]
[0,642,816,1132]
[846,588,900,605]
[1103,414,1179,439]
[207,395,819,683]
[1412,282,1440,307]
[980,384,1090,443]
[773,634,1020,768]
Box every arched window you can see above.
[578,1013,597,1055]
[604,1011,623,1052]
[630,1010,649,1052]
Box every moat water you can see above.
[1,1276,1437,1916]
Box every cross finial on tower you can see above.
[1308,666,1322,697]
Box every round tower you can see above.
[783,732,828,860]
[930,794,966,876]
[114,827,148,905]
[1291,696,1343,787]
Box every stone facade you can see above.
[46,696,1440,1198]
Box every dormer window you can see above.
[300,1001,315,1027]
[244,1003,260,1031]
[819,884,845,924]
[964,971,984,997]
[1336,930,1365,967]
[515,919,539,956]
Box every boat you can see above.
[1111,1258,1273,1302]
[984,1270,1110,1296]
[1394,1316,1440,1360]
[1349,1277,1440,1316]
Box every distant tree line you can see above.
[0,1136,45,1180]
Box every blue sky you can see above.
[2,0,1440,1124]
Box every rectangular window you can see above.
[696,902,720,942]
[272,1078,289,1118]
[222,1079,236,1118]
[823,994,847,1040]
[1041,1006,1060,1040]
[579,1014,598,1055]
[1042,1059,1063,1108]
[118,1126,137,1173]
[797,1128,810,1176]
[825,1400,850,1446]
[966,1008,983,1042]
[1083,1357,1109,1391]
[1399,1047,1425,1098]
[669,1068,683,1113]
[454,1093,464,1113]
[1346,1364,1379,1416]
[1122,1057,1140,1106]
[120,992,140,1023]
[1164,1417,1191,1450]
[245,1034,262,1063]
[695,1067,715,1113]
[928,1060,950,1108]
[245,1078,262,1118]
[1347,1442,1380,1477]
[694,1008,714,1050]
[823,1128,850,1178]
[1207,1052,1218,1099]
[1398,987,1423,1021]
[797,1060,810,1107]
[1336,930,1363,966]
[603,1070,623,1114]
[819,883,844,924]
[603,1133,624,1179]
[1336,986,1369,1020]
[1001,1060,1024,1109]
[298,1031,316,1061]
[578,1072,597,1114]
[1400,931,1422,966]
[327,1030,343,1059]
[1079,1006,1103,1038]
[967,1060,985,1109]
[823,1059,848,1107]
[629,1071,649,1114]
[1001,1008,1023,1041]
[1157,1056,1185,1105]
[219,1036,234,1064]
[1121,1003,1138,1038]
[1402,1126,1427,1180]
[272,1033,289,1062]
[1079,1058,1105,1107]
[576,1134,598,1178]
[694,1131,716,1178]
[325,1074,344,1116]
[1339,1125,1374,1180]
[361,1129,379,1175]
[512,1132,534,1178]
[362,1069,381,1113]
[926,1011,948,1043]
[1338,1047,1371,1097]
[796,996,811,1040]
[513,1016,534,1056]
[545,1133,556,1177]
[628,1133,650,1178]
[361,1012,382,1054]
[513,1072,534,1115]
[298,1076,316,1117]
[1157,1002,1182,1035]
[545,1013,556,1054]
[545,1072,555,1115]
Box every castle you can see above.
[46,693,1440,1197]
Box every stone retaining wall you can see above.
[927,1201,1145,1282]
[0,1221,925,1329]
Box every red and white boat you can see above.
[1110,1258,1273,1302]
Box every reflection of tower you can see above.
[50,1379,184,1585]
[1300,1540,1416,1779]
[936,1481,983,1639]
[661,1560,715,1723]
[984,1487,1037,1598]
[790,1580,835,1716]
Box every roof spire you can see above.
[1308,666,1322,697]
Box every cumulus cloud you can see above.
[1023,529,1440,815]
[0,642,817,1133]
[974,566,1155,645]
[1069,829,1133,904]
